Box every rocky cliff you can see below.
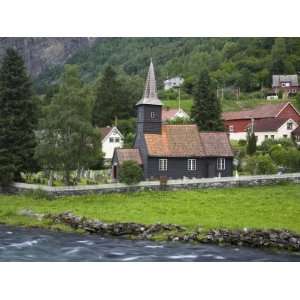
[0,37,98,77]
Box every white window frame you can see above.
[217,158,226,171]
[109,137,114,143]
[150,112,156,119]
[115,137,120,143]
[187,159,197,171]
[229,125,234,132]
[264,135,268,140]
[159,159,168,171]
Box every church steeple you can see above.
[136,59,163,106]
[136,60,163,135]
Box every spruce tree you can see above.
[0,48,37,184]
[92,66,121,127]
[191,69,224,131]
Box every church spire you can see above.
[136,59,163,106]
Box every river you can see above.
[0,225,299,261]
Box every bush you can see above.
[260,138,295,153]
[119,160,143,185]
[238,139,247,146]
[256,154,277,174]
[244,154,277,175]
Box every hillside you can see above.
[35,37,300,93]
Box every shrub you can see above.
[119,160,143,185]
[238,139,247,146]
[260,138,295,153]
[256,154,277,175]
[283,149,300,172]
[244,154,277,175]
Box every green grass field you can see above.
[162,98,296,113]
[1,184,300,233]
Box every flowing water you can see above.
[0,225,299,262]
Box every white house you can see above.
[251,118,299,145]
[164,76,184,90]
[161,107,190,122]
[99,126,124,160]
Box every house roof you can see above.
[136,60,163,106]
[199,132,234,157]
[99,127,112,139]
[292,126,300,135]
[144,125,233,157]
[272,75,298,87]
[161,108,189,122]
[222,102,294,121]
[252,118,288,132]
[99,126,123,140]
[114,148,142,165]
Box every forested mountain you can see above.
[34,37,300,94]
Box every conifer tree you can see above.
[191,69,224,131]
[92,66,121,127]
[0,48,37,184]
[246,131,257,155]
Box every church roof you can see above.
[143,125,233,157]
[136,60,163,106]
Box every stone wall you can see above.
[3,173,300,196]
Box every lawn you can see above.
[162,98,296,113]
[0,184,300,233]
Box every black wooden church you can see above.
[112,61,233,180]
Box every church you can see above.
[112,61,234,181]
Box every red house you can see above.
[222,102,300,141]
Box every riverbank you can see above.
[0,183,300,250]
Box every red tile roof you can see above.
[144,125,233,157]
[222,102,292,121]
[115,148,142,165]
[252,118,288,132]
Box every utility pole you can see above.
[221,87,224,102]
[178,87,181,110]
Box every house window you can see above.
[187,159,197,171]
[229,125,234,132]
[109,137,114,143]
[265,135,268,140]
[150,112,156,119]
[287,122,293,130]
[271,135,275,139]
[159,159,168,171]
[217,158,226,171]
[115,137,120,143]
[296,135,300,141]
[283,134,288,138]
